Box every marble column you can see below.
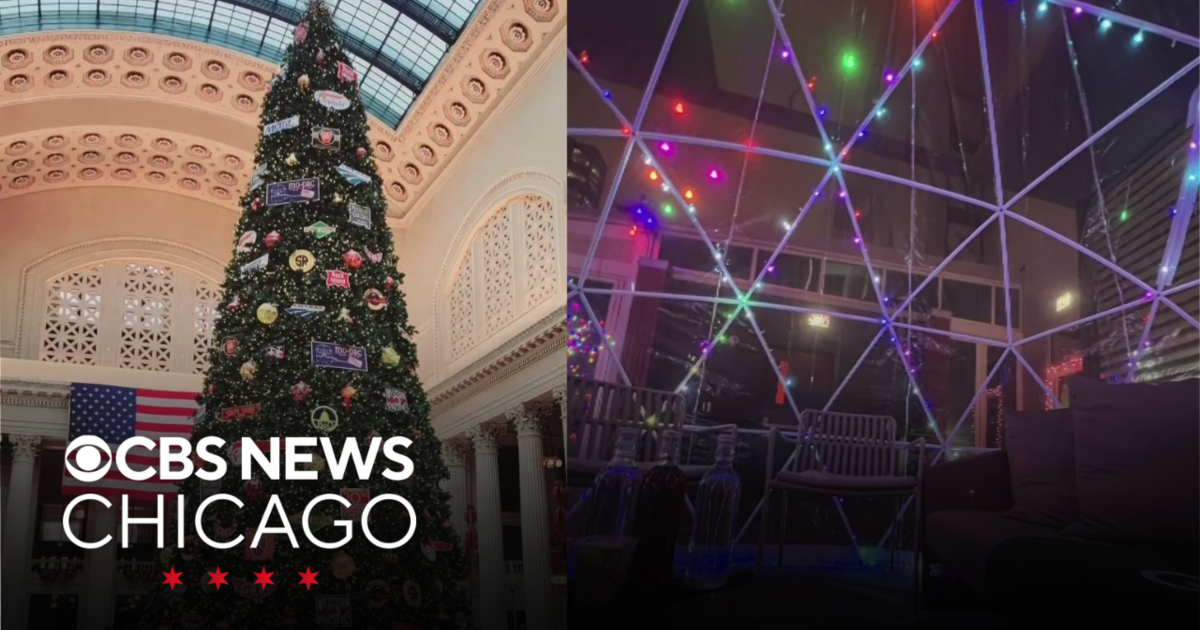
[466,422,507,630]
[507,404,554,630]
[80,502,117,628]
[2,434,41,630]
[441,439,470,543]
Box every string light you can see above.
[661,203,674,216]
[580,50,590,64]
[1099,18,1112,32]
[913,57,923,70]
[603,91,612,99]
[1132,31,1144,45]
[659,141,673,153]
[684,189,694,200]
[818,107,829,118]
[708,168,722,181]
[1119,209,1129,222]
[807,77,817,90]
[875,108,887,118]
[648,170,658,181]
[1073,6,1083,16]
[1037,1,1048,13]
[781,49,791,60]
[884,70,896,83]
[674,102,685,115]
[840,51,861,77]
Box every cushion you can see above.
[1002,408,1078,527]
[925,509,1061,595]
[1064,377,1200,544]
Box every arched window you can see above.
[39,260,221,374]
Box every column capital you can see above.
[7,434,41,462]
[552,386,567,407]
[466,422,506,454]
[506,404,544,437]
[440,438,470,467]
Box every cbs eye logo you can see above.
[65,435,113,482]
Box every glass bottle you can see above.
[685,433,741,590]
[581,427,643,540]
[628,429,687,592]
[573,427,643,607]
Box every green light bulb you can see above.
[662,203,674,216]
[1119,209,1129,222]
[841,51,858,74]
[1099,19,1112,32]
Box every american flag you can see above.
[64,384,200,500]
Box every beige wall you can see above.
[0,188,237,356]
[401,46,566,389]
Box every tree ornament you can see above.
[331,551,356,580]
[364,288,388,310]
[311,406,339,432]
[208,384,216,396]
[363,580,391,609]
[385,276,396,290]
[256,303,279,325]
[365,429,382,446]
[356,147,366,158]
[340,383,357,407]
[297,74,311,89]
[285,153,299,167]
[227,296,242,311]
[337,307,354,324]
[305,454,327,473]
[265,231,281,248]
[316,49,326,65]
[291,381,312,402]
[266,346,285,359]
[295,22,307,43]
[289,249,316,273]
[343,250,363,269]
[332,193,343,204]
[381,346,400,367]
[243,477,264,501]
[402,579,422,607]
[240,360,258,380]
[251,198,261,211]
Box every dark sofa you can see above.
[920,377,1199,627]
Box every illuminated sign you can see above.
[807,313,831,328]
[1055,293,1073,312]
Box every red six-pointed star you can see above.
[253,567,274,590]
[298,567,319,590]
[162,566,184,590]
[208,567,229,590]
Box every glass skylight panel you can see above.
[157,0,216,32]
[332,0,397,50]
[261,18,295,61]
[380,14,446,82]
[2,0,479,128]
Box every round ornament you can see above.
[243,477,264,501]
[343,250,362,269]
[305,454,326,472]
[385,276,395,290]
[297,74,310,89]
[310,406,338,432]
[340,384,357,407]
[356,147,366,158]
[240,360,257,380]
[364,288,387,311]
[363,580,391,608]
[285,153,299,167]
[251,198,260,211]
[289,249,315,272]
[380,346,400,367]
[331,550,356,580]
[256,303,278,325]
[291,381,312,402]
[402,579,422,607]
[265,231,281,248]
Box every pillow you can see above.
[1003,408,1078,527]
[1063,376,1200,544]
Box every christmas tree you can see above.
[139,2,471,627]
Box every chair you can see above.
[756,410,925,616]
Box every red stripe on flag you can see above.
[136,389,199,401]
[135,422,194,434]
[135,404,197,417]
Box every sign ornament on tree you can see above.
[384,388,408,412]
[240,253,268,275]
[263,116,300,136]
[312,127,341,150]
[286,303,324,320]
[348,203,371,228]
[335,164,370,186]
[326,270,351,288]
[236,231,257,252]
[315,90,351,111]
[310,406,339,432]
[266,178,319,205]
[304,221,336,238]
[289,250,316,272]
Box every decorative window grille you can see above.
[445,194,560,361]
[39,260,221,375]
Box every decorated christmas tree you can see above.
[139,2,471,627]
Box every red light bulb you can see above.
[580,51,590,64]
[673,102,685,115]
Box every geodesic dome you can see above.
[566,0,1198,553]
